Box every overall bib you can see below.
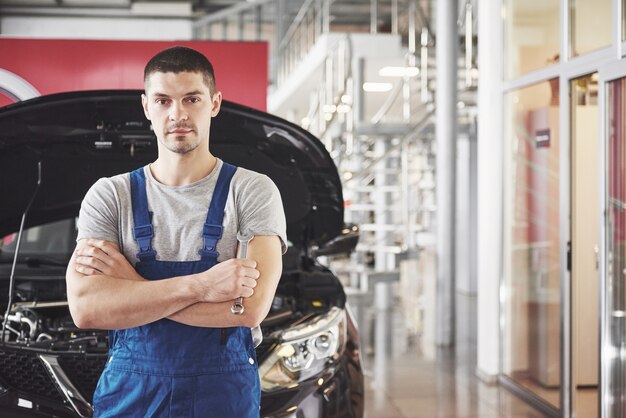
[93,163,261,418]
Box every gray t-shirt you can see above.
[77,159,287,265]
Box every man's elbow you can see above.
[66,274,96,329]
[242,303,270,328]
[68,301,96,329]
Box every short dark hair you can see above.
[144,46,216,93]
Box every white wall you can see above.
[0,16,192,40]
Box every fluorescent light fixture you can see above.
[363,82,393,92]
[64,0,130,5]
[378,66,420,77]
[131,1,192,16]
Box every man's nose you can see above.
[168,103,188,121]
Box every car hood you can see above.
[0,90,343,249]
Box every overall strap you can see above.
[199,162,238,262]
[130,167,157,262]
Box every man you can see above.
[65,46,286,417]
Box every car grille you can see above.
[0,348,65,402]
[58,355,106,402]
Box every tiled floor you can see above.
[346,288,550,418]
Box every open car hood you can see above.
[0,90,343,249]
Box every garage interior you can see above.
[2,0,623,417]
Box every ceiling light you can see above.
[378,66,419,77]
[363,82,393,92]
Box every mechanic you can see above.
[65,46,287,417]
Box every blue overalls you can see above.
[92,162,261,418]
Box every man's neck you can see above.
[150,152,217,186]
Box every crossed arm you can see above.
[65,236,283,330]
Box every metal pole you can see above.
[464,1,473,87]
[435,0,458,347]
[370,0,378,34]
[402,140,410,249]
[405,0,417,122]
[408,0,417,56]
[222,18,228,40]
[354,57,365,125]
[375,139,388,272]
[254,5,262,41]
[323,0,330,33]
[391,0,398,34]
[238,11,245,41]
[274,0,286,85]
[420,28,429,103]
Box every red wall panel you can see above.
[0,38,267,110]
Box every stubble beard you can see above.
[161,125,202,154]
[164,136,201,154]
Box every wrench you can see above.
[232,232,263,347]
[231,233,253,315]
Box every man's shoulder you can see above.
[87,169,136,197]
[232,166,273,186]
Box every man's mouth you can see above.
[167,128,193,135]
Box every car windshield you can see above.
[0,218,76,261]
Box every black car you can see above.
[0,91,364,418]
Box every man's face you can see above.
[142,71,221,155]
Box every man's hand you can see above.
[74,239,143,281]
[192,259,260,303]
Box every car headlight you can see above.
[258,307,346,392]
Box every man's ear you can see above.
[141,94,151,121]
[211,91,222,118]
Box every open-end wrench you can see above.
[232,233,263,347]
[231,233,253,315]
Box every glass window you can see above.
[503,79,560,408]
[504,0,560,78]
[571,0,611,57]
[0,218,76,259]
[606,77,626,416]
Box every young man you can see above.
[65,46,286,417]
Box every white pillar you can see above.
[435,0,458,346]
[476,0,503,380]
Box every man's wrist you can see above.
[182,273,203,303]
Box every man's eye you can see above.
[187,97,200,103]
[155,99,169,105]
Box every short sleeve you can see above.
[236,174,288,254]
[76,177,121,247]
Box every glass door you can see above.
[602,72,626,418]
[571,73,600,418]
[502,79,561,412]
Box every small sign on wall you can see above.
[535,128,551,148]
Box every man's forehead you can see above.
[145,71,210,92]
